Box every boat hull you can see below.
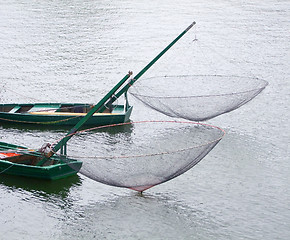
[0,160,82,180]
[0,103,133,126]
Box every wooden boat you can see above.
[0,141,82,180]
[0,103,133,126]
[0,22,196,180]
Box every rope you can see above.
[196,40,259,79]
[0,164,14,174]
[130,75,268,99]
[0,115,82,125]
[56,137,223,159]
[2,87,42,102]
[49,120,226,159]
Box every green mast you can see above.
[42,21,196,163]
[99,21,196,112]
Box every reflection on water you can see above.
[0,174,83,240]
[0,119,134,137]
[0,121,75,132]
[56,194,226,240]
[0,174,82,201]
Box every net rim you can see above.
[129,74,269,99]
[51,120,226,159]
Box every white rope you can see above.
[0,164,14,174]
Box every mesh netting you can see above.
[55,121,225,192]
[129,75,268,121]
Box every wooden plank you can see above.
[9,106,21,113]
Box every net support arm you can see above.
[99,21,196,111]
[40,71,133,162]
[40,21,196,163]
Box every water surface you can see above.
[0,0,289,239]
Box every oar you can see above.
[39,21,196,165]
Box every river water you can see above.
[0,0,289,239]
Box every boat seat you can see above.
[9,106,21,113]
[28,104,60,113]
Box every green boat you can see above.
[0,141,82,180]
[0,22,196,180]
[0,102,133,126]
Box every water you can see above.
[0,0,289,239]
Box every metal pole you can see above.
[40,21,196,164]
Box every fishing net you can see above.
[55,121,225,192]
[129,75,268,121]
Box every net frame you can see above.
[50,121,226,192]
[129,74,268,121]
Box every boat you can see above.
[0,141,82,180]
[0,22,196,180]
[0,102,133,126]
